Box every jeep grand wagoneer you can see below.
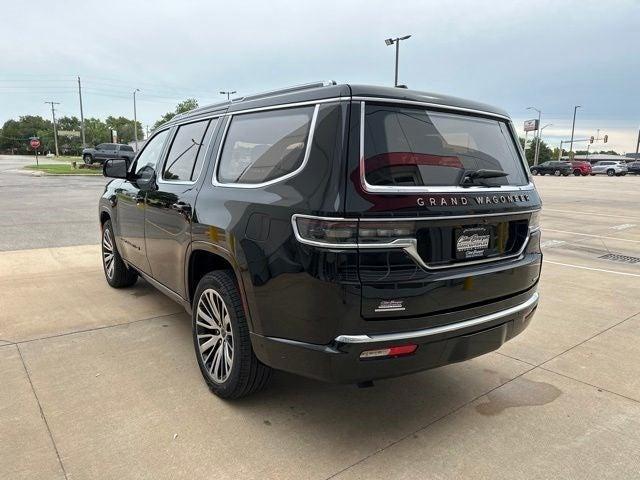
[99,81,541,398]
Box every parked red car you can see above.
[569,161,592,176]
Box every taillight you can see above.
[293,216,358,246]
[292,215,416,247]
[529,210,541,232]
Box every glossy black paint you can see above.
[99,83,542,384]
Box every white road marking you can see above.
[610,224,636,231]
[540,239,566,248]
[543,208,640,221]
[544,229,640,244]
[544,260,640,278]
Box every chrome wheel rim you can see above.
[102,228,115,280]
[196,289,234,383]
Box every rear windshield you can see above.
[363,104,528,188]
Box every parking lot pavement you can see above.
[1,170,640,479]
[0,155,108,251]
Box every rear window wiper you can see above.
[460,169,509,187]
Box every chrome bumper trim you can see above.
[335,292,539,344]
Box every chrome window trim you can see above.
[212,103,320,189]
[358,100,535,194]
[334,292,539,344]
[156,116,221,186]
[227,97,345,116]
[291,211,538,270]
[351,96,512,120]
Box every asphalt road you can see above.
[0,155,108,251]
[1,161,639,480]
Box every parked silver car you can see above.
[590,160,628,176]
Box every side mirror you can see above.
[103,158,128,179]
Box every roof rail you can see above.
[232,80,337,103]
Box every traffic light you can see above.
[604,135,608,143]
[590,136,594,144]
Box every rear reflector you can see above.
[359,344,418,359]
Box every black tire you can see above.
[101,220,137,288]
[83,154,93,165]
[554,169,561,176]
[573,169,581,176]
[540,172,546,176]
[607,169,615,176]
[530,169,538,176]
[192,271,272,399]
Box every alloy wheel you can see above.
[195,288,234,383]
[102,228,115,280]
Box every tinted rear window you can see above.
[217,106,315,184]
[120,145,134,152]
[363,104,528,187]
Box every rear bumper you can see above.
[251,292,538,384]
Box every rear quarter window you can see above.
[217,105,316,185]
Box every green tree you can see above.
[0,115,53,154]
[105,116,143,144]
[56,116,82,155]
[519,137,553,165]
[153,98,199,130]
[84,117,111,146]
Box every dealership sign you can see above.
[524,119,539,132]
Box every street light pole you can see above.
[44,101,60,156]
[527,106,542,165]
[385,35,412,87]
[220,90,236,101]
[77,76,86,148]
[568,105,581,157]
[133,89,140,152]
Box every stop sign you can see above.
[30,138,41,149]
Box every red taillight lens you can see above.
[293,216,358,246]
[360,344,418,360]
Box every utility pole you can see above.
[385,35,412,87]
[77,76,86,148]
[44,101,60,156]
[558,140,564,161]
[568,105,581,157]
[133,88,140,151]
[145,124,149,139]
[220,90,236,101]
[527,106,542,165]
[635,126,640,161]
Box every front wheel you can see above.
[530,169,538,176]
[83,154,93,165]
[101,220,137,288]
[573,169,581,176]
[607,169,615,176]
[192,271,272,399]
[554,169,561,176]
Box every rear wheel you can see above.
[554,169,561,176]
[101,220,137,288]
[192,271,272,399]
[607,169,615,176]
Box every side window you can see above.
[162,119,213,181]
[133,129,170,180]
[121,145,134,152]
[96,144,105,150]
[217,105,315,184]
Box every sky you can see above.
[1,0,638,153]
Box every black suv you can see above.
[529,161,572,176]
[83,143,136,165]
[99,82,542,398]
